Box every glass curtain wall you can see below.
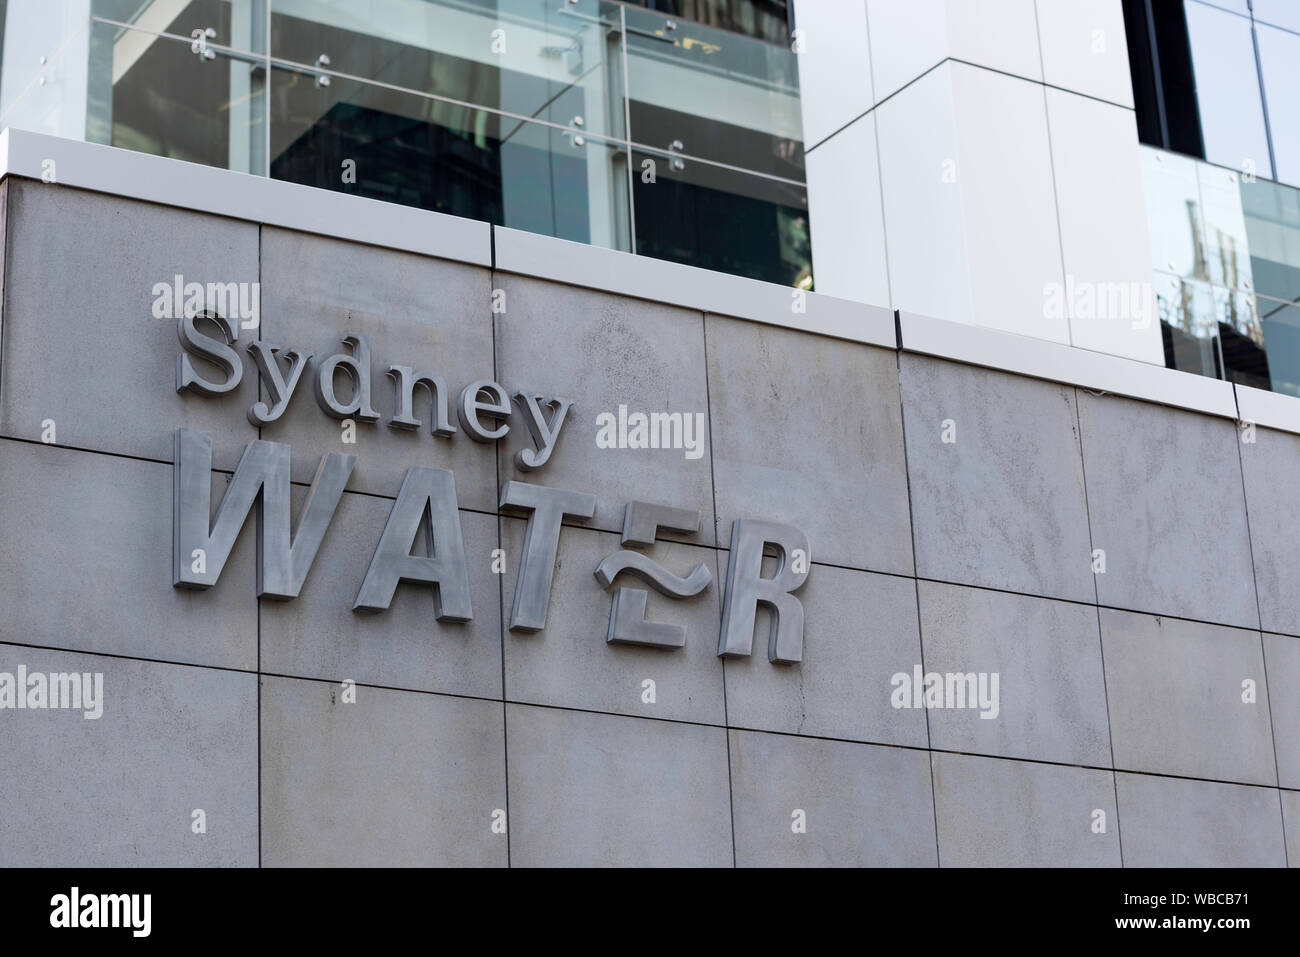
[1143,144,1300,398]
[1126,0,1300,190]
[0,0,810,287]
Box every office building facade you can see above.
[0,0,1296,866]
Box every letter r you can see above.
[717,520,810,663]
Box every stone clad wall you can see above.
[0,178,1296,866]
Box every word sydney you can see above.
[176,313,571,471]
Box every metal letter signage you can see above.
[511,392,573,471]
[386,365,456,436]
[170,317,814,663]
[353,467,472,620]
[176,313,242,396]
[499,480,597,632]
[593,502,712,649]
[246,341,311,425]
[313,333,380,421]
[457,380,512,441]
[173,428,353,599]
[717,520,811,663]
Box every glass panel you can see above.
[1157,271,1221,379]
[1197,160,1253,290]
[1183,0,1272,178]
[622,0,792,46]
[1189,0,1250,14]
[269,65,630,248]
[1258,296,1300,397]
[1140,147,1206,280]
[269,0,625,140]
[85,20,266,173]
[1215,285,1269,390]
[498,118,629,248]
[1256,24,1300,187]
[0,4,91,141]
[1250,0,1300,33]
[623,3,802,179]
[631,148,809,286]
[92,0,267,55]
[1241,175,1300,305]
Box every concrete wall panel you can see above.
[918,580,1111,766]
[260,675,507,867]
[1240,427,1300,636]
[723,559,927,747]
[708,315,913,574]
[0,438,257,670]
[0,182,260,472]
[500,519,725,725]
[729,729,937,867]
[505,704,732,867]
[932,751,1121,867]
[1078,392,1259,628]
[0,645,257,866]
[494,275,715,543]
[901,355,1094,602]
[3,178,1296,868]
[1116,772,1286,867]
[1102,610,1275,786]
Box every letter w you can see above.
[173,428,354,598]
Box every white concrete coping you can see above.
[492,225,897,347]
[0,127,493,267]
[899,310,1241,420]
[1234,382,1300,436]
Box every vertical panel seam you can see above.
[1234,419,1288,866]
[1073,388,1125,867]
[701,312,737,868]
[893,350,941,867]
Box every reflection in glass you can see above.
[1250,0,1300,33]
[0,0,813,288]
[269,67,630,249]
[1183,0,1272,178]
[1255,24,1300,188]
[1158,271,1220,380]
[1242,175,1300,306]
[0,5,91,142]
[623,3,801,178]
[631,148,810,287]
[623,0,792,46]
[1197,162,1253,291]
[270,0,625,140]
[1141,148,1204,279]
[1259,297,1300,397]
[91,0,265,54]
[1144,146,1300,396]
[1215,285,1269,390]
[87,20,266,174]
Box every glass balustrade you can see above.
[0,0,809,286]
[1144,144,1300,398]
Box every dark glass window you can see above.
[1122,0,1205,157]
[627,0,791,46]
